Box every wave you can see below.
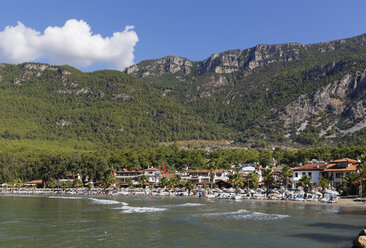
[162,203,205,208]
[90,198,127,205]
[201,210,289,220]
[179,203,204,207]
[48,196,84,200]
[114,205,166,213]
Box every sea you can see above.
[0,194,365,248]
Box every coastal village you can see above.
[2,157,365,203]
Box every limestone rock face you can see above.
[111,93,131,101]
[124,43,303,77]
[124,56,193,77]
[279,70,366,127]
[56,120,72,127]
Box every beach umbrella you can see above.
[325,189,339,196]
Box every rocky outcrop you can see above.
[279,70,366,127]
[198,43,302,74]
[111,93,131,101]
[124,56,193,77]
[124,43,303,78]
[57,87,91,96]
[56,120,72,127]
[353,230,366,248]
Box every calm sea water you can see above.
[0,194,365,248]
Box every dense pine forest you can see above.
[2,33,366,183]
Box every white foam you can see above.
[201,210,289,220]
[163,203,205,208]
[49,196,84,200]
[117,205,166,213]
[90,198,127,205]
[179,203,204,207]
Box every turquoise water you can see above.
[0,195,365,247]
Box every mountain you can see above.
[2,33,366,151]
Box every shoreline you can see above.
[2,189,366,208]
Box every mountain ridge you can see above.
[2,33,366,150]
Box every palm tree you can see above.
[262,168,274,196]
[343,172,360,195]
[184,180,195,196]
[73,178,82,188]
[47,178,56,191]
[280,165,293,189]
[247,171,259,189]
[207,161,218,189]
[318,177,330,197]
[230,172,244,193]
[139,175,148,188]
[159,176,169,188]
[357,159,366,197]
[168,176,178,190]
[298,175,313,193]
[12,179,23,193]
[103,172,115,190]
[126,179,134,189]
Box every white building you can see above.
[182,170,230,185]
[291,162,327,188]
[143,168,162,184]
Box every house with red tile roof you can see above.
[181,169,229,185]
[291,158,359,188]
[322,159,359,187]
[291,162,328,188]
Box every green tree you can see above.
[298,175,313,193]
[280,165,293,189]
[160,176,169,188]
[343,172,360,195]
[357,160,366,197]
[139,175,148,188]
[73,178,83,188]
[230,172,244,193]
[47,178,56,189]
[126,179,134,189]
[262,168,274,196]
[184,180,195,196]
[259,150,272,168]
[318,177,330,197]
[247,171,259,189]
[102,170,116,189]
[168,176,178,190]
[206,160,218,189]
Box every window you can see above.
[295,173,298,177]
[308,172,312,177]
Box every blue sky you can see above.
[0,0,365,71]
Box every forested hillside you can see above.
[1,33,366,152]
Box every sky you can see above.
[0,0,365,71]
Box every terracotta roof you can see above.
[116,170,142,173]
[323,163,358,172]
[293,163,328,171]
[331,158,359,164]
[188,170,224,173]
[24,180,43,184]
[144,168,160,171]
[161,173,175,179]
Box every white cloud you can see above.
[0,19,139,70]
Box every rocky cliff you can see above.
[124,43,303,77]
